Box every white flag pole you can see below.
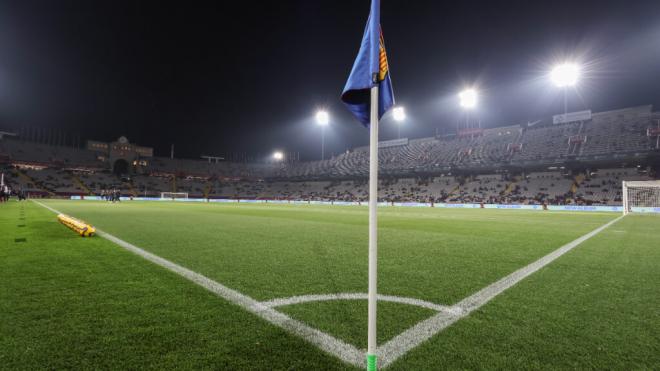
[367,85,379,371]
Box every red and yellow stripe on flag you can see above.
[378,31,389,82]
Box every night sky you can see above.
[1,1,659,160]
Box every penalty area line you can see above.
[32,200,365,367]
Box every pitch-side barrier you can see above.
[66,195,660,213]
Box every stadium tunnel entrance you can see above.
[113,159,129,175]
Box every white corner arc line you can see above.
[261,293,454,313]
[375,215,625,368]
[32,201,365,367]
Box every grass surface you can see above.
[0,201,353,370]
[387,215,660,370]
[1,199,658,369]
[279,300,436,350]
[36,200,616,304]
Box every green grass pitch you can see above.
[1,200,659,369]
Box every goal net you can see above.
[160,192,188,200]
[622,181,660,215]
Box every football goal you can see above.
[622,180,660,215]
[160,192,188,200]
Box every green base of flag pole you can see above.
[367,354,377,371]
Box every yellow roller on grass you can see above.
[57,214,96,237]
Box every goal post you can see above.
[622,181,660,215]
[160,192,188,200]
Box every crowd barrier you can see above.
[65,195,660,213]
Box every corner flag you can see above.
[341,0,394,127]
[341,1,394,370]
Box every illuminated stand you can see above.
[622,181,660,215]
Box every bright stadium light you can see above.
[551,62,581,116]
[272,151,284,161]
[392,106,406,139]
[315,110,330,160]
[316,110,329,126]
[550,63,580,87]
[392,106,406,122]
[459,89,477,109]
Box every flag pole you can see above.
[367,84,379,371]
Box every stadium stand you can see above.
[2,139,100,167]
[509,172,575,205]
[1,105,658,205]
[581,106,654,157]
[574,167,653,205]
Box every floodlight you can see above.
[392,106,406,122]
[316,110,329,126]
[459,89,477,109]
[272,151,284,160]
[550,63,580,87]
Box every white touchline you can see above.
[33,200,624,369]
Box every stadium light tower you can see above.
[272,151,284,161]
[315,110,330,160]
[459,89,478,129]
[392,106,406,139]
[550,62,580,116]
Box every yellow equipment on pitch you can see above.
[57,214,96,237]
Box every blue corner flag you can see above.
[341,0,394,127]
